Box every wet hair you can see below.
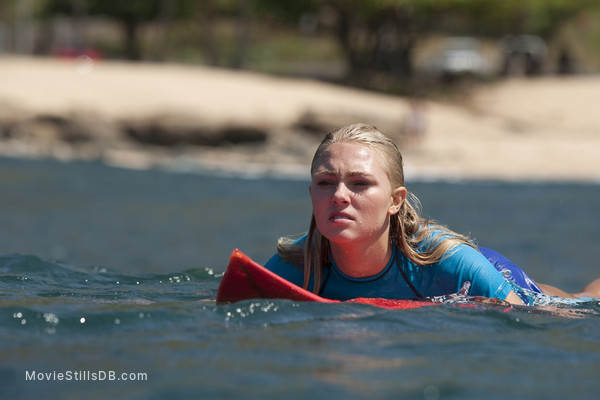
[277,123,475,293]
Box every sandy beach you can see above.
[1,55,599,182]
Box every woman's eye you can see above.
[316,180,334,187]
[353,181,371,187]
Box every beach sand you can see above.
[1,56,599,182]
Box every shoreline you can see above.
[3,150,599,185]
[1,56,599,183]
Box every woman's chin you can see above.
[321,231,359,246]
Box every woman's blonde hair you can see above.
[277,123,475,294]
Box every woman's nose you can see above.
[332,183,350,204]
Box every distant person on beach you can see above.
[264,123,600,305]
[402,99,427,149]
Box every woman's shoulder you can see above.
[414,226,461,249]
[264,233,307,286]
[264,253,304,287]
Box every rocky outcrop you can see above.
[1,111,269,147]
[0,103,406,173]
[122,114,268,147]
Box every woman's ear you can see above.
[388,186,407,215]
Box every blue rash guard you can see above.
[264,234,518,302]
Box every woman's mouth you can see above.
[329,212,353,221]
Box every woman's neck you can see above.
[330,239,393,278]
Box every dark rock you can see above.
[121,114,268,147]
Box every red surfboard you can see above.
[216,249,435,310]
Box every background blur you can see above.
[2,0,600,87]
[1,0,599,181]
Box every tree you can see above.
[87,0,161,60]
[256,0,596,85]
[41,0,200,60]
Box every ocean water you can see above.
[1,157,599,400]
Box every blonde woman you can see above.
[265,124,600,305]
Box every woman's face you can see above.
[309,142,406,247]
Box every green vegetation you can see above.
[1,0,599,93]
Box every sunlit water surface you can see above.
[1,157,599,400]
